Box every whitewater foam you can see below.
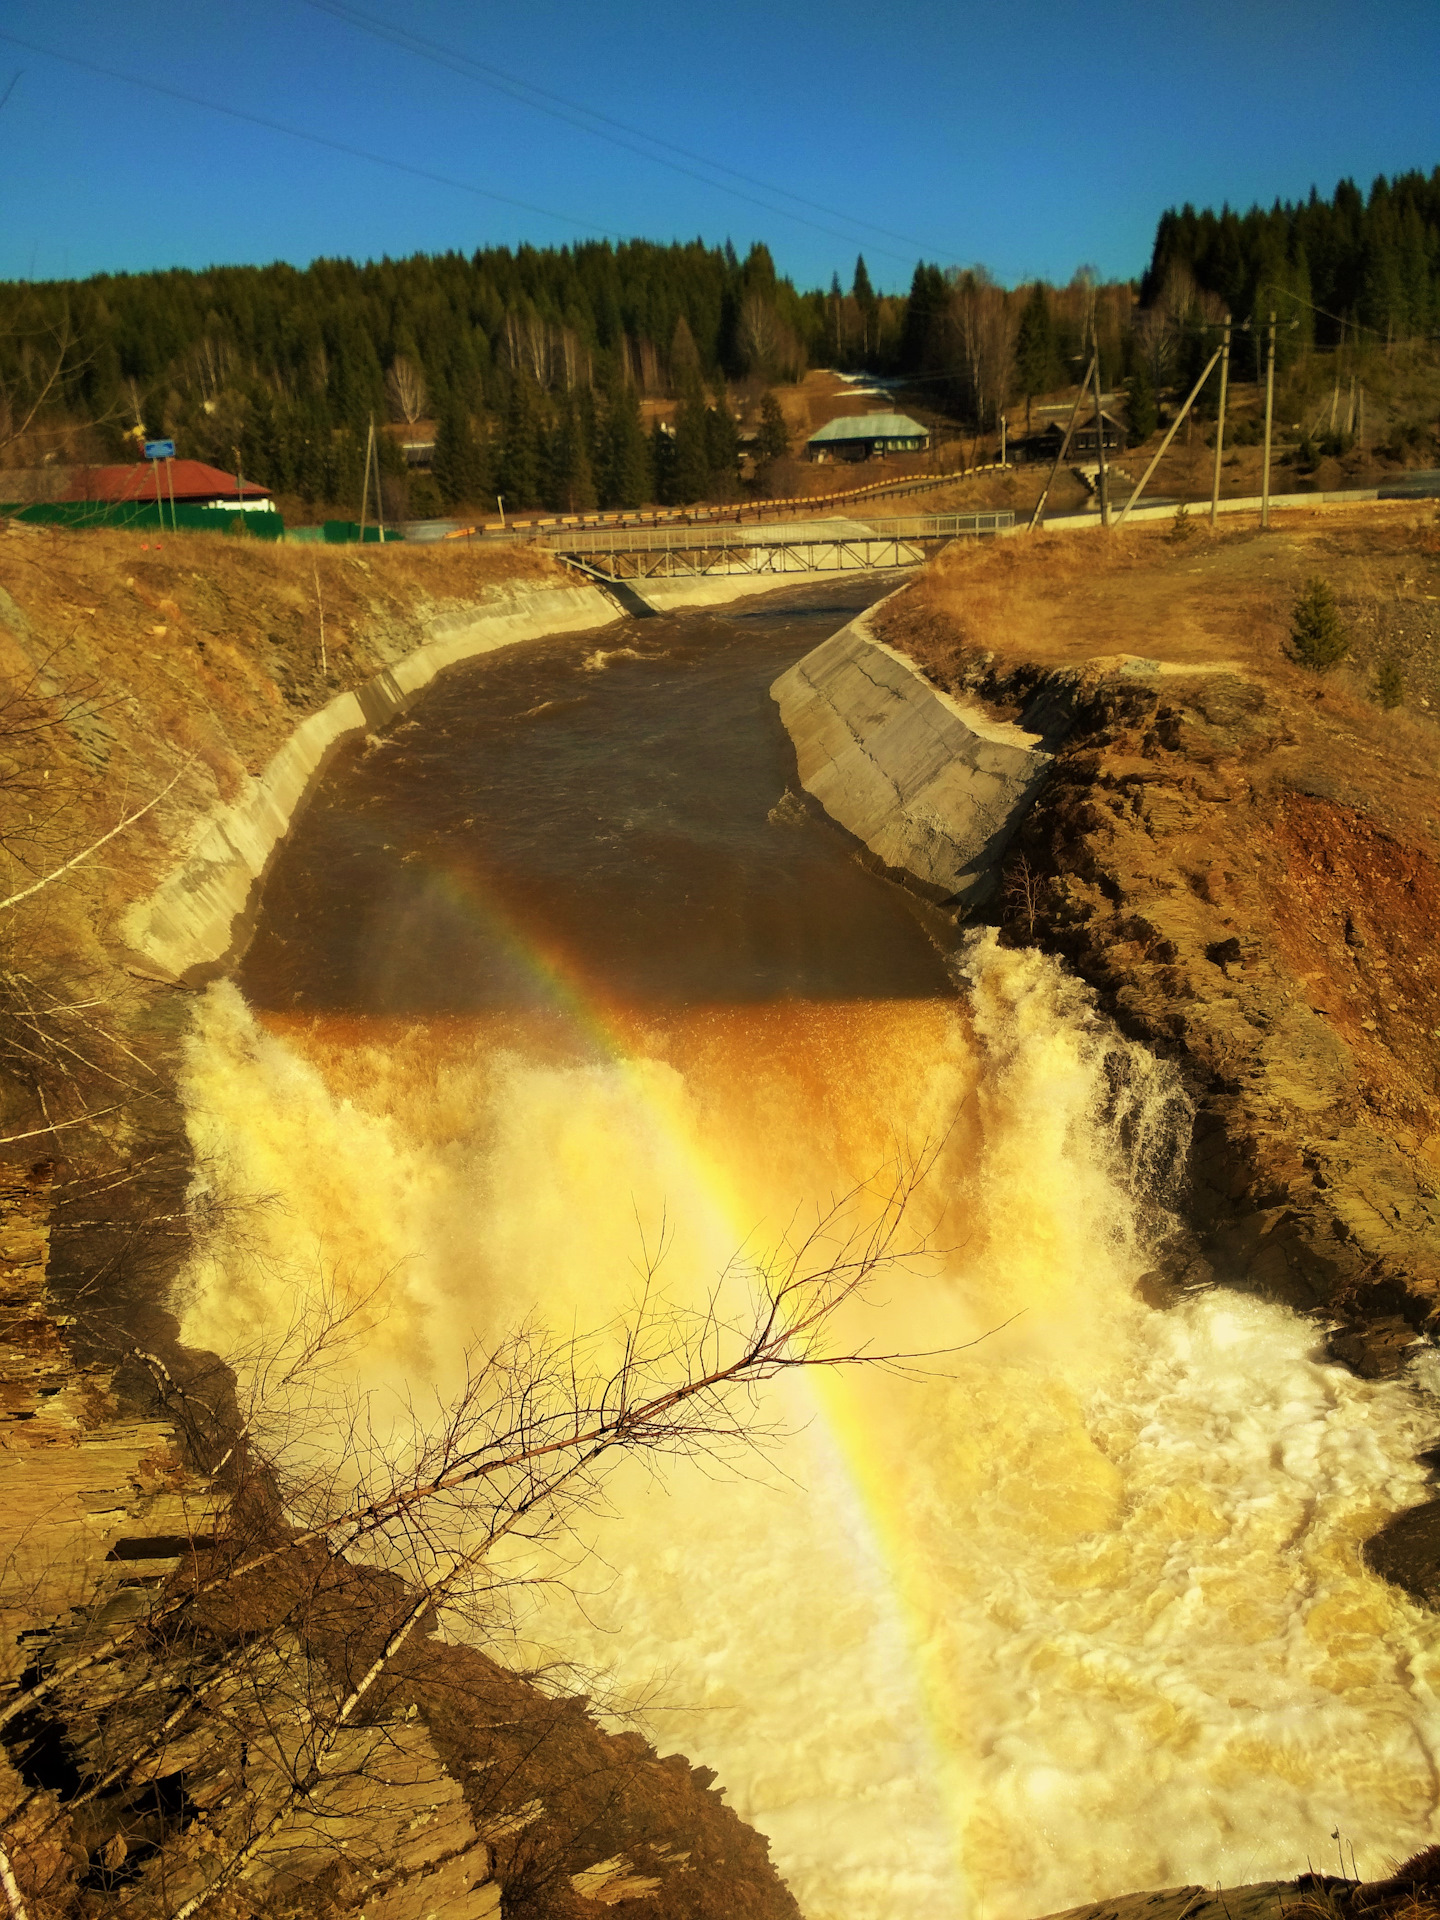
[176,936,1440,1920]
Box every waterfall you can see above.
[175,928,1440,1920]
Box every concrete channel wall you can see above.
[770,601,1053,908]
[122,567,913,983]
[122,582,621,982]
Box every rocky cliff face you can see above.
[776,605,1440,1344]
[921,648,1440,1355]
[862,516,1440,1607]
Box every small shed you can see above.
[63,462,277,512]
[807,412,931,463]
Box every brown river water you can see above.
[174,584,1440,1920]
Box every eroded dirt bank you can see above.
[875,506,1440,1594]
[0,525,802,1920]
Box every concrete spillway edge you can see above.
[769,601,1053,909]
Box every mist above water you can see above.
[176,593,1440,1920]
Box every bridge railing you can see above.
[531,511,1013,555]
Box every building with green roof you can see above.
[806,413,931,463]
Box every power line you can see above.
[300,0,952,270]
[1257,280,1436,342]
[0,30,619,245]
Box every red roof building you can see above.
[63,462,274,507]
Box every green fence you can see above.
[0,499,286,540]
[320,520,404,544]
[286,521,402,544]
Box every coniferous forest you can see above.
[0,167,1437,515]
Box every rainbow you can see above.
[293,850,979,1913]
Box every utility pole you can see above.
[1091,344,1110,529]
[359,418,374,542]
[1209,313,1231,528]
[1328,318,1344,435]
[373,418,386,543]
[1260,310,1276,530]
[1115,344,1224,527]
[1028,353,1096,531]
[1000,412,1007,466]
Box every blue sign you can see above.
[144,439,176,461]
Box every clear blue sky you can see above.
[1,0,1437,294]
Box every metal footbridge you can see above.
[537,511,1013,582]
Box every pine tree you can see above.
[899,263,948,374]
[1127,361,1157,443]
[670,314,702,386]
[670,381,711,503]
[752,390,791,495]
[853,255,878,360]
[705,387,742,498]
[1288,577,1350,671]
[433,401,490,507]
[498,374,543,509]
[239,386,281,491]
[754,390,790,465]
[291,397,330,507]
[324,426,366,511]
[576,385,602,495]
[546,393,597,512]
[598,376,650,509]
[649,418,676,505]
[1376,656,1405,708]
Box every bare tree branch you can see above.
[0,1836,29,1920]
[0,764,188,913]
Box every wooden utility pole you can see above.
[1328,318,1344,435]
[1209,314,1231,527]
[1260,310,1276,530]
[373,418,386,543]
[1028,353,1096,531]
[359,418,374,542]
[1115,344,1224,527]
[1090,345,1111,529]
